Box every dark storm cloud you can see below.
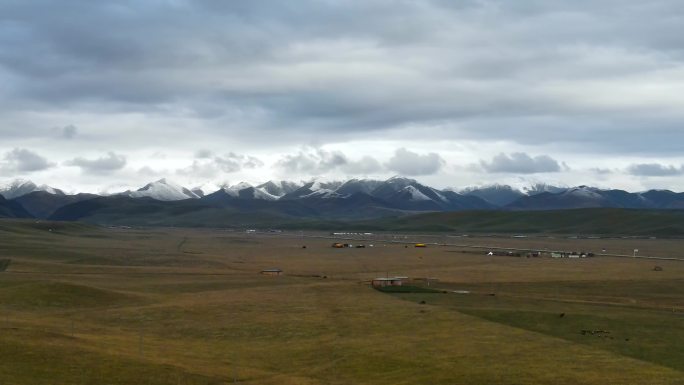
[386,148,444,176]
[627,163,684,176]
[480,153,562,174]
[0,148,54,173]
[1,0,684,157]
[66,152,127,173]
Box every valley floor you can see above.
[0,220,683,384]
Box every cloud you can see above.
[342,156,383,174]
[480,153,563,174]
[60,125,77,139]
[627,163,684,176]
[2,1,684,191]
[177,152,264,177]
[176,161,220,179]
[137,166,165,177]
[275,148,384,175]
[1,148,55,173]
[194,149,214,159]
[276,148,349,174]
[66,152,127,173]
[2,0,684,156]
[213,153,264,173]
[386,148,444,176]
[590,167,614,175]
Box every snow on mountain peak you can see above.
[387,176,416,185]
[565,186,603,199]
[305,178,342,192]
[190,182,221,198]
[403,185,431,201]
[301,189,342,199]
[523,183,568,196]
[256,180,303,197]
[219,182,279,200]
[252,187,279,200]
[229,181,253,190]
[128,179,199,201]
[0,179,65,199]
[222,182,253,197]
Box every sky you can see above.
[1,0,684,194]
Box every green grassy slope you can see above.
[50,205,684,236]
[354,208,684,236]
[391,278,684,372]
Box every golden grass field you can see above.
[1,220,683,384]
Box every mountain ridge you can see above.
[5,177,684,225]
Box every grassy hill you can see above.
[48,195,409,227]
[0,195,32,218]
[352,208,684,236]
[44,196,684,236]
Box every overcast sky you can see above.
[1,0,684,193]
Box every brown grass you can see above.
[1,223,683,384]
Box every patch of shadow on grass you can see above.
[67,256,227,268]
[375,285,443,294]
[0,281,143,309]
[0,330,219,385]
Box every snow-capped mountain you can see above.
[368,177,491,211]
[256,180,302,197]
[335,179,384,195]
[523,183,568,196]
[370,176,416,200]
[123,179,200,201]
[505,186,664,210]
[190,182,222,198]
[401,185,432,201]
[281,179,344,200]
[461,184,525,206]
[297,188,344,200]
[222,182,254,197]
[221,182,279,201]
[0,179,65,199]
[13,176,684,222]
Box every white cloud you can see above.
[66,152,127,174]
[1,148,55,173]
[276,148,349,174]
[627,163,684,176]
[1,1,684,191]
[386,148,444,176]
[341,156,383,175]
[480,153,562,174]
[177,152,264,177]
[275,148,384,176]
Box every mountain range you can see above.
[3,178,684,226]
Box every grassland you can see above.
[353,208,684,236]
[1,219,683,384]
